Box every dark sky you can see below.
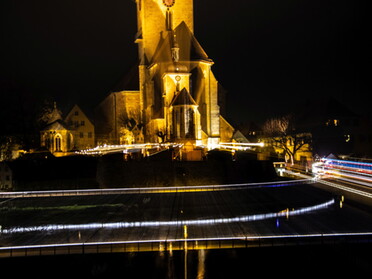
[0,0,368,133]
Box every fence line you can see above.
[0,178,314,198]
[1,232,371,258]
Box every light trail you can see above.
[1,231,372,257]
[76,143,183,155]
[312,158,372,186]
[317,179,372,199]
[0,199,334,234]
[218,142,264,146]
[0,178,315,198]
[76,141,264,155]
[217,142,264,151]
[285,170,372,199]
[326,171,372,188]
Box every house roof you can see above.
[65,104,94,127]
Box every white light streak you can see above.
[0,178,315,198]
[2,231,372,254]
[76,143,183,155]
[0,199,334,235]
[286,170,372,199]
[76,141,264,155]
[326,171,372,187]
[219,142,264,147]
[317,179,372,199]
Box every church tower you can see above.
[135,0,193,64]
[96,0,234,150]
[134,0,227,147]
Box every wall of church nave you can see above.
[146,118,166,143]
[40,130,73,153]
[209,71,221,137]
[95,94,116,144]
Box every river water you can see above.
[1,244,371,278]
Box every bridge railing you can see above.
[1,233,372,258]
[0,178,315,198]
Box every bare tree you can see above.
[37,100,62,126]
[117,111,143,144]
[0,136,22,161]
[262,115,311,165]
[156,130,167,143]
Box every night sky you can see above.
[0,0,368,136]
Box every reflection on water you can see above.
[163,249,207,279]
[161,248,207,279]
[197,249,206,279]
[1,245,370,278]
[154,244,370,278]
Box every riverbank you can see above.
[6,150,279,191]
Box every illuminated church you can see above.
[96,0,234,149]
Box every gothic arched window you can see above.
[55,135,62,152]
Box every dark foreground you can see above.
[1,244,371,278]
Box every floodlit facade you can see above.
[96,0,234,149]
[65,105,95,150]
[40,104,95,155]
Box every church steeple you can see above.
[166,8,173,31]
[164,4,179,63]
[135,0,194,64]
[171,33,179,62]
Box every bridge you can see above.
[1,172,372,258]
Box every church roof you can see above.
[40,102,69,131]
[151,21,211,65]
[42,119,68,132]
[170,88,197,106]
[110,63,140,92]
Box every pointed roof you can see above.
[151,21,211,65]
[170,88,197,106]
[40,102,68,131]
[47,102,63,124]
[110,63,140,92]
[42,120,68,131]
[65,104,94,126]
[233,130,250,143]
